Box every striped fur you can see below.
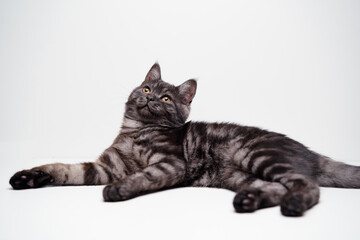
[9,63,360,217]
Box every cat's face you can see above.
[125,63,197,127]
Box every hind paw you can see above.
[280,193,306,217]
[233,189,262,213]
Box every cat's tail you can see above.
[316,155,360,188]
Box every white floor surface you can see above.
[1,159,360,240]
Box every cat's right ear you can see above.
[143,63,161,83]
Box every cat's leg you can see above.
[240,154,320,216]
[10,162,114,189]
[103,157,185,201]
[223,171,287,212]
[275,173,320,216]
[9,147,129,189]
[233,179,287,213]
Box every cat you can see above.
[9,63,360,217]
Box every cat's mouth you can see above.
[138,104,154,116]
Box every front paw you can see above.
[103,184,132,202]
[9,169,54,190]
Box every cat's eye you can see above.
[161,96,171,103]
[142,87,151,94]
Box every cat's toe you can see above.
[280,193,306,217]
[9,169,54,190]
[233,190,261,213]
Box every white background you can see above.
[1,0,360,240]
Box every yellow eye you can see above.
[161,96,171,103]
[142,87,151,94]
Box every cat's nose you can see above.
[146,95,154,102]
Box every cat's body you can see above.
[10,63,360,216]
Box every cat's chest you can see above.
[112,136,149,163]
[113,130,182,166]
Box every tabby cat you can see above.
[10,63,360,216]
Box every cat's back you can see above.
[183,121,268,161]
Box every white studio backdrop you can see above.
[0,0,359,172]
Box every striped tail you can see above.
[317,156,360,188]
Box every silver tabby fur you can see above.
[10,63,360,216]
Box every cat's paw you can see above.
[233,189,262,213]
[9,169,54,190]
[280,192,306,217]
[103,184,130,202]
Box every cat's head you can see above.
[125,63,197,127]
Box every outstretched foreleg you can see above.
[9,146,129,189]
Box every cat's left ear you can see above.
[143,63,161,83]
[177,79,197,105]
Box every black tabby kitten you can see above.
[10,63,360,216]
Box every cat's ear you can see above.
[144,63,161,83]
[177,79,197,105]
